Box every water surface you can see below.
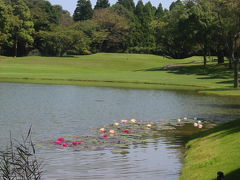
[0,83,239,179]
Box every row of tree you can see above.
[0,0,239,87]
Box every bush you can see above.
[0,128,43,180]
[28,49,41,56]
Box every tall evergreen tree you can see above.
[155,3,164,18]
[94,0,110,9]
[117,0,135,12]
[134,0,144,22]
[73,0,93,21]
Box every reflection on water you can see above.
[0,83,239,179]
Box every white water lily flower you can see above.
[147,124,152,128]
[198,124,203,128]
[121,120,128,123]
[130,119,137,123]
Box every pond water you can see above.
[0,83,240,180]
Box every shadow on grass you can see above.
[140,63,232,80]
[224,168,240,180]
[212,169,240,180]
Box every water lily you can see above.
[109,130,115,134]
[55,140,62,145]
[102,134,109,138]
[194,117,197,120]
[57,138,65,142]
[114,123,120,126]
[130,119,137,123]
[123,129,130,134]
[183,117,188,120]
[72,142,78,146]
[62,143,69,147]
[100,128,106,133]
[76,141,83,144]
[177,118,181,122]
[198,124,203,128]
[194,123,198,127]
[147,124,152,128]
[121,120,128,123]
[198,120,202,124]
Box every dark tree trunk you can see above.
[233,33,239,88]
[233,58,239,88]
[217,51,224,64]
[228,56,233,69]
[14,35,18,57]
[203,47,207,68]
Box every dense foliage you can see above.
[0,0,239,86]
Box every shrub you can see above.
[0,128,43,180]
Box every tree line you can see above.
[0,0,239,87]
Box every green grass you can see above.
[0,53,239,96]
[179,119,240,180]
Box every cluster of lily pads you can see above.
[45,117,215,153]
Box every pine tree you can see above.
[73,0,93,21]
[134,0,144,22]
[94,0,110,9]
[155,3,164,18]
[117,0,135,12]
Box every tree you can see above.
[73,20,108,52]
[94,0,110,9]
[117,0,135,12]
[92,8,129,52]
[73,0,93,21]
[37,27,88,56]
[155,3,164,18]
[10,0,34,57]
[0,1,12,53]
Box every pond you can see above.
[0,83,240,180]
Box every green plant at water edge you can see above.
[0,128,43,180]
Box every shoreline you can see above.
[179,119,240,180]
[0,77,240,98]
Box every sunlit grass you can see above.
[180,119,240,180]
[0,53,239,96]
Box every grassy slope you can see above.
[0,53,239,96]
[179,120,240,180]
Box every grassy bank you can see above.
[0,53,239,96]
[180,119,240,180]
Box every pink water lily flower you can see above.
[55,140,62,145]
[102,134,109,138]
[109,130,115,134]
[57,138,65,142]
[198,124,203,129]
[72,142,78,146]
[62,143,69,147]
[121,120,128,123]
[100,128,106,133]
[123,129,130,134]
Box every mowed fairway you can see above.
[0,53,239,96]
